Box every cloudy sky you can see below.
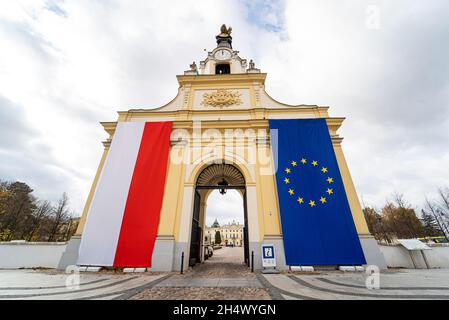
[1,1,448,224]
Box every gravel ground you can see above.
[132,286,271,300]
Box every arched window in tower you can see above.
[216,64,230,75]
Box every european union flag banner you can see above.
[269,119,366,265]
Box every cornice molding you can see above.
[176,73,267,86]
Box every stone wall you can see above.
[379,243,449,269]
[2,240,449,270]
[0,241,67,269]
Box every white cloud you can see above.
[205,190,244,226]
[0,0,448,216]
[262,0,449,210]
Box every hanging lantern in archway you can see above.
[217,178,229,195]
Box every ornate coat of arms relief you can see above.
[201,89,242,107]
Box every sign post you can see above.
[261,244,279,274]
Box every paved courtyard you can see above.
[1,247,449,300]
[133,246,271,300]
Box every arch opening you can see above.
[215,63,230,74]
[189,163,249,269]
[196,163,245,193]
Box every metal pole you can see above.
[251,251,254,273]
[180,252,184,274]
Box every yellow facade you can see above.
[73,27,386,271]
[77,72,369,242]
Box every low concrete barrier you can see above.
[0,241,67,269]
[379,243,449,269]
[1,241,448,270]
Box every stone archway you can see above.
[188,163,250,267]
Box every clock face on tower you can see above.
[214,49,232,61]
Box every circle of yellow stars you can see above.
[284,158,334,207]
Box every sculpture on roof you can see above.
[189,61,197,72]
[249,59,255,69]
[218,24,232,37]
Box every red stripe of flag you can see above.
[113,121,172,267]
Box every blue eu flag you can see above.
[269,119,366,265]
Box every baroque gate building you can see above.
[59,26,386,271]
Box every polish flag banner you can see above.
[77,121,172,268]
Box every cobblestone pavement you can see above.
[132,246,271,300]
[184,246,253,278]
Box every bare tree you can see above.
[363,206,391,243]
[437,188,449,227]
[0,178,78,241]
[438,188,449,210]
[47,193,71,242]
[434,188,449,237]
[382,194,424,239]
[25,200,52,241]
[394,193,407,209]
[63,211,80,241]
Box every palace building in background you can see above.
[205,219,244,247]
[58,25,387,271]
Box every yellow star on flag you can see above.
[288,189,294,195]
[284,178,290,184]
[309,200,316,207]
[291,161,297,167]
[301,158,307,164]
[326,177,334,183]
[312,160,318,166]
[320,197,327,204]
[326,188,333,195]
[297,197,304,204]
[285,168,291,174]
[321,167,328,173]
